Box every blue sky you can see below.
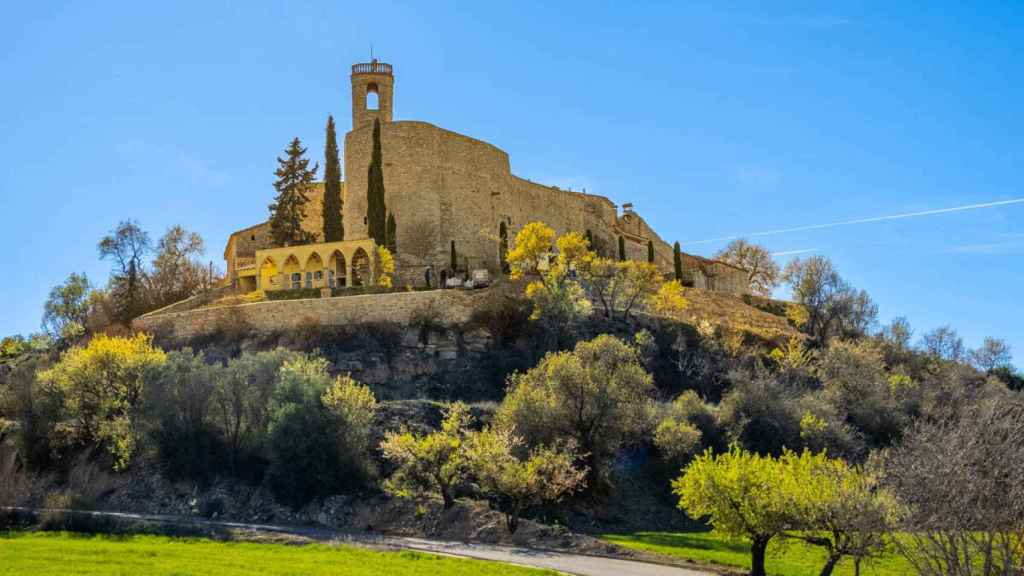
[1,1,1021,368]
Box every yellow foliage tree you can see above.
[652,279,689,318]
[38,334,167,470]
[375,245,395,288]
[379,402,473,509]
[466,426,586,533]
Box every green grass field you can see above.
[0,532,555,576]
[601,531,915,576]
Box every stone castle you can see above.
[223,61,748,296]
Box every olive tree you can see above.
[380,402,473,509]
[466,426,585,533]
[496,334,654,490]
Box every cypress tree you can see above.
[269,137,318,247]
[322,115,344,242]
[585,229,594,248]
[366,118,387,246]
[673,241,683,281]
[647,240,655,263]
[450,240,458,271]
[618,236,626,261]
[499,222,510,274]
[386,211,397,255]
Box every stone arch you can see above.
[282,254,302,289]
[366,83,379,110]
[351,247,370,287]
[259,256,278,290]
[329,250,347,288]
[305,252,324,288]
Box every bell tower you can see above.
[351,60,394,130]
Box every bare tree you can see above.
[782,256,878,346]
[970,337,1013,373]
[919,325,965,363]
[145,225,208,309]
[98,220,151,322]
[715,239,780,296]
[883,399,1024,576]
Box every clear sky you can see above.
[1,2,1021,368]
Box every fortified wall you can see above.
[223,60,750,296]
[134,288,491,341]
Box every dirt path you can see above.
[2,507,715,576]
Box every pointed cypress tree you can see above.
[618,236,626,261]
[673,241,683,281]
[322,115,344,242]
[366,118,387,246]
[269,137,318,247]
[450,240,458,271]
[647,240,655,263]
[585,229,594,248]
[386,211,397,255]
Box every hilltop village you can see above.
[221,60,749,300]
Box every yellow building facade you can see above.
[234,239,378,293]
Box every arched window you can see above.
[366,83,379,110]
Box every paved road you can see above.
[2,507,713,576]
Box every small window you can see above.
[328,270,335,287]
[363,216,368,225]
[251,235,256,241]
[291,273,301,289]
[305,272,313,288]
[315,271,323,281]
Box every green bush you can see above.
[145,349,223,484]
[266,288,322,301]
[265,357,377,507]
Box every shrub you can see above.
[37,334,166,470]
[466,426,585,533]
[214,348,301,480]
[819,339,905,448]
[265,288,322,301]
[265,357,377,507]
[496,334,654,491]
[380,402,472,509]
[145,349,223,483]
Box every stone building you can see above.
[224,60,749,295]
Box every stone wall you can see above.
[133,288,490,340]
[222,63,751,297]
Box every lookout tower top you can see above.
[351,59,394,129]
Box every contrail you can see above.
[771,248,817,257]
[687,197,1024,245]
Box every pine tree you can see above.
[647,240,655,263]
[367,118,387,246]
[323,115,344,242]
[386,211,397,255]
[618,236,626,261]
[269,137,318,247]
[673,241,683,281]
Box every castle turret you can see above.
[351,60,393,130]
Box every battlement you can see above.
[351,61,393,75]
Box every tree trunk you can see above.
[750,535,770,576]
[818,553,842,576]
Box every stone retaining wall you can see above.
[133,288,489,340]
